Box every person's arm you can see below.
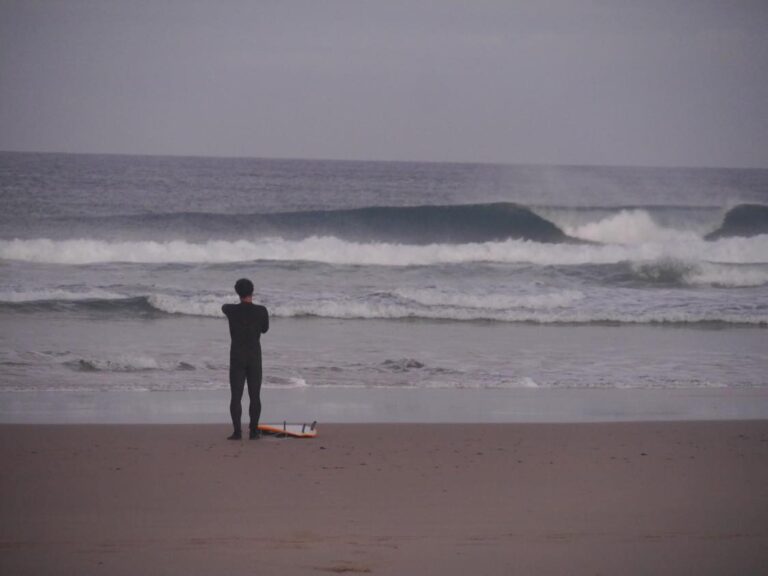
[262,307,269,334]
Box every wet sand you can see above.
[1,422,767,575]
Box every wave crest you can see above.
[1,291,764,325]
[70,202,573,244]
[2,235,767,266]
[630,259,768,287]
[564,209,699,245]
[706,204,768,240]
[395,288,585,309]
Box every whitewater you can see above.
[2,227,768,267]
[1,153,766,393]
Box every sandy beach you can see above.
[1,421,767,575]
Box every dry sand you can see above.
[1,422,767,575]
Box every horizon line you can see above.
[1,148,767,172]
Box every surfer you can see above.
[222,278,270,440]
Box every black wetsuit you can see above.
[222,302,269,433]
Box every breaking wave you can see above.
[629,259,768,287]
[0,294,159,316]
[2,234,767,266]
[64,355,166,373]
[706,204,768,240]
[3,291,763,325]
[36,202,765,243]
[0,288,125,303]
[564,209,700,245]
[266,301,767,325]
[57,202,574,244]
[393,288,586,309]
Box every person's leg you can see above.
[245,356,263,437]
[229,358,247,438]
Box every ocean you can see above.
[1,152,767,400]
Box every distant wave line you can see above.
[19,202,767,242]
[2,234,767,266]
[2,292,765,326]
[43,202,575,245]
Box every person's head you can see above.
[234,278,254,300]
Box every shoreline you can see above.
[1,421,767,575]
[2,387,768,424]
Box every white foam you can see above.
[0,238,261,264]
[139,290,768,324]
[564,210,699,245]
[147,294,224,317]
[265,376,308,389]
[2,235,767,267]
[0,288,125,303]
[499,377,540,389]
[630,259,768,287]
[421,376,541,390]
[269,300,767,325]
[394,288,585,310]
[686,264,768,287]
[65,355,161,372]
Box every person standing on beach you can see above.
[222,278,269,440]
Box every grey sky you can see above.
[1,0,767,168]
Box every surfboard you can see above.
[257,421,318,438]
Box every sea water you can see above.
[1,153,766,403]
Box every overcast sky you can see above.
[1,0,767,168]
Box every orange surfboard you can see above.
[257,421,317,438]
